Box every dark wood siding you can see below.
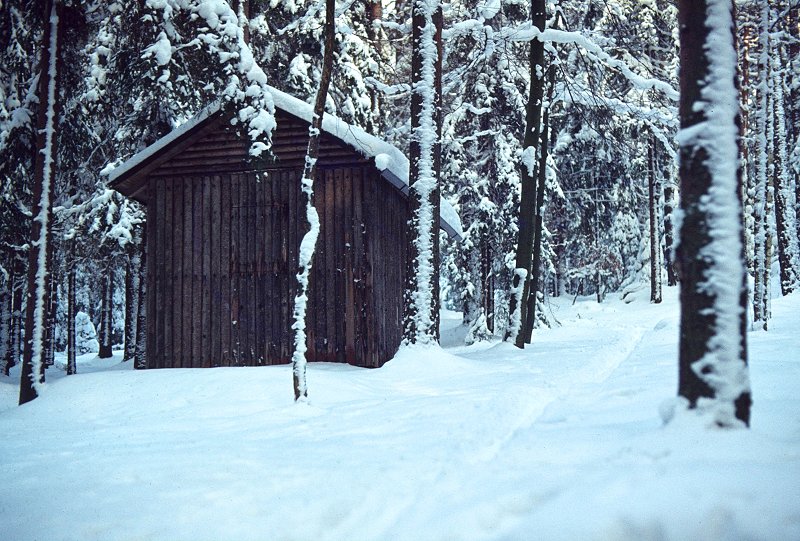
[140,110,408,370]
[145,164,406,369]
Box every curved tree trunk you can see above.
[291,0,335,401]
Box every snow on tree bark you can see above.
[770,31,799,296]
[675,0,751,427]
[506,0,546,348]
[752,2,772,328]
[19,0,62,405]
[291,0,335,402]
[0,272,10,376]
[134,223,147,370]
[98,270,113,359]
[663,183,678,287]
[403,0,443,346]
[649,140,663,304]
[523,64,555,342]
[66,264,76,375]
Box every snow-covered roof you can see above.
[107,86,463,240]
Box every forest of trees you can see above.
[0,0,797,421]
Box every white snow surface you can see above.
[2,287,799,541]
[105,85,463,239]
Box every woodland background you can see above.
[0,0,798,377]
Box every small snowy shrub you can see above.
[75,311,100,354]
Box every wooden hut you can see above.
[109,88,462,369]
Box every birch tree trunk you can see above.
[676,0,751,427]
[19,0,62,405]
[291,0,335,401]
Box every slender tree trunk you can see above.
[66,264,76,375]
[752,3,770,327]
[771,38,799,295]
[98,269,113,358]
[506,0,546,347]
[523,65,554,342]
[739,23,755,273]
[44,266,57,366]
[134,226,147,370]
[291,0,335,401]
[663,183,678,286]
[19,0,62,405]
[0,269,11,376]
[404,0,443,346]
[649,140,663,304]
[7,260,23,376]
[676,0,751,427]
[123,243,142,362]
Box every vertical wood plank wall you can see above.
[146,165,408,369]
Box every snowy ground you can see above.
[1,286,799,541]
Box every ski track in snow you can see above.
[1,288,799,540]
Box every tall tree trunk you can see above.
[649,139,663,304]
[291,0,335,401]
[506,0,546,347]
[134,225,147,370]
[66,264,76,375]
[676,0,751,427]
[0,269,11,376]
[98,269,113,358]
[7,260,23,376]
[19,0,62,405]
[739,22,755,273]
[404,0,443,346]
[771,37,799,295]
[123,242,142,362]
[663,183,678,286]
[752,3,770,328]
[44,266,57,366]
[523,65,554,342]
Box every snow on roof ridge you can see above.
[106,87,463,238]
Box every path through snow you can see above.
[0,287,798,541]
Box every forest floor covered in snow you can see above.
[1,286,799,541]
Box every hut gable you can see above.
[109,88,461,370]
